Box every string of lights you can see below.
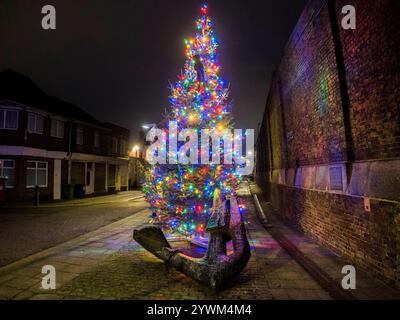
[143,4,243,236]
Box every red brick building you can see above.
[256,0,400,287]
[0,70,130,202]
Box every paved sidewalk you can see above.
[1,191,144,209]
[250,183,400,300]
[0,209,151,300]
[0,186,330,300]
[1,184,398,300]
[0,192,149,267]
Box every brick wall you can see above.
[336,0,400,161]
[272,185,400,286]
[277,0,347,168]
[257,0,400,287]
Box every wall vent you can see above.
[329,166,343,191]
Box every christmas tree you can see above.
[143,3,241,236]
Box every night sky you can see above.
[0,0,307,142]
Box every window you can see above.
[51,119,64,138]
[0,160,15,188]
[76,127,84,145]
[112,138,118,154]
[94,131,100,148]
[120,139,126,155]
[0,109,18,130]
[26,161,48,188]
[28,113,44,134]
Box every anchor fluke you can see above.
[133,225,175,261]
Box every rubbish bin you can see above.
[63,184,74,200]
[74,184,86,199]
[0,178,7,203]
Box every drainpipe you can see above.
[67,121,74,184]
[327,0,355,188]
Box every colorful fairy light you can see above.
[143,3,241,236]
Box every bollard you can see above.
[34,185,40,206]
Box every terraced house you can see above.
[0,70,130,202]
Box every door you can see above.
[108,164,116,190]
[53,159,61,200]
[85,163,94,195]
[71,162,85,185]
[95,163,106,194]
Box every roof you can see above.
[0,69,103,127]
[103,122,130,136]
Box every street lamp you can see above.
[142,123,156,131]
[132,145,140,158]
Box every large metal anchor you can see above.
[133,190,251,292]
